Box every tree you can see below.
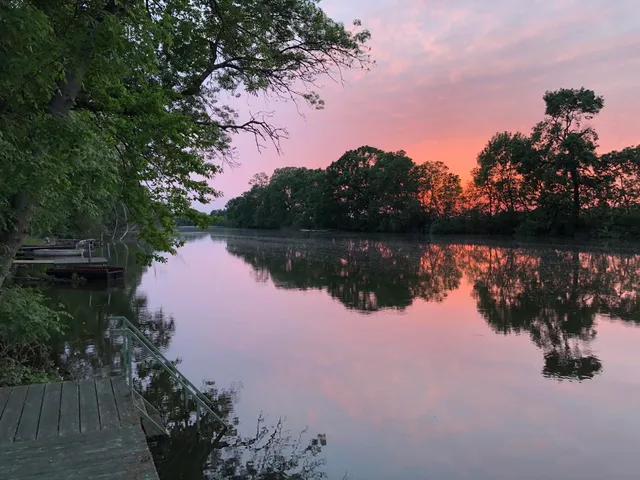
[529,88,604,227]
[324,146,382,230]
[248,173,270,189]
[225,186,271,229]
[415,161,462,220]
[0,0,372,286]
[473,132,536,215]
[267,167,326,228]
[226,147,468,233]
[597,146,640,211]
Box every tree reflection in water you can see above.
[463,246,604,380]
[138,364,330,480]
[44,242,168,379]
[43,235,640,477]
[45,240,332,479]
[224,235,462,312]
[224,234,640,381]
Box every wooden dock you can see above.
[12,257,108,265]
[0,378,159,479]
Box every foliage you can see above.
[0,286,68,386]
[415,160,462,220]
[471,88,638,235]
[225,87,640,238]
[0,0,372,283]
[226,147,462,232]
[473,132,536,215]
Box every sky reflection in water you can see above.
[47,231,640,479]
[133,232,640,479]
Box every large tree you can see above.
[529,88,604,226]
[0,0,372,286]
[324,145,383,230]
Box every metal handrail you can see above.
[108,315,228,442]
[132,390,169,437]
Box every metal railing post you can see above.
[108,315,228,439]
[126,331,133,389]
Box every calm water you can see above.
[46,230,640,479]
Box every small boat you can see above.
[46,266,125,281]
[33,249,84,257]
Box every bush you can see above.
[611,209,640,237]
[0,287,68,386]
[430,218,468,235]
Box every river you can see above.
[45,230,640,479]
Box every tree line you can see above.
[223,88,640,237]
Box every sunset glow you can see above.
[211,0,640,207]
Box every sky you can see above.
[207,0,640,209]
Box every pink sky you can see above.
[207,0,640,209]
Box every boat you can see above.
[45,266,125,281]
[33,249,84,257]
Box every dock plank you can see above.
[15,384,45,442]
[0,385,29,443]
[0,377,159,479]
[37,382,62,439]
[59,381,79,436]
[96,378,119,429]
[79,379,101,433]
[111,377,139,426]
[0,425,158,479]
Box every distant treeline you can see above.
[219,88,640,237]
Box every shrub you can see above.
[0,287,68,386]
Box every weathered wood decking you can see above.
[0,378,159,479]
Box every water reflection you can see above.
[139,364,330,480]
[44,241,332,479]
[224,236,462,312]
[220,234,640,381]
[43,243,175,379]
[41,234,640,479]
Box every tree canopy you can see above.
[0,0,372,285]
[225,146,462,232]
